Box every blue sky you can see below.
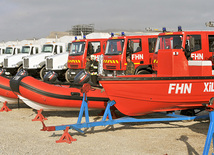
[0,0,214,41]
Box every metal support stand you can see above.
[0,101,12,112]
[77,93,89,124]
[203,110,214,155]
[32,109,47,121]
[43,92,211,154]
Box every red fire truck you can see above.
[65,37,108,82]
[103,32,158,76]
[153,26,214,71]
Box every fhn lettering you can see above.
[168,83,192,94]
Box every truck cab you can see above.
[23,42,66,79]
[0,45,21,69]
[3,44,41,75]
[152,27,214,71]
[103,32,158,76]
[65,37,108,82]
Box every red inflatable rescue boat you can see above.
[10,76,109,111]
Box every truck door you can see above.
[127,38,142,65]
[148,38,157,64]
[87,41,101,58]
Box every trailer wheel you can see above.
[40,67,47,81]
[137,70,150,75]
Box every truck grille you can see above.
[106,65,116,70]
[23,59,29,68]
[47,58,53,69]
[4,59,8,67]
[69,65,78,69]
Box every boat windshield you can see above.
[105,39,124,55]
[69,42,85,56]
[42,45,53,53]
[155,35,183,53]
[21,46,30,54]
[4,47,13,54]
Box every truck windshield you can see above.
[42,45,53,53]
[4,47,13,54]
[155,35,183,53]
[105,39,124,55]
[69,42,85,56]
[21,46,30,54]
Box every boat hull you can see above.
[10,76,109,111]
[0,76,18,103]
[100,76,214,116]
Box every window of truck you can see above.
[127,39,142,54]
[105,39,124,55]
[185,35,201,52]
[42,45,53,53]
[67,43,72,52]
[209,35,214,52]
[155,35,183,53]
[149,38,157,53]
[21,46,30,54]
[69,42,85,56]
[5,47,13,54]
[87,41,101,56]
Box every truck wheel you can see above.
[40,67,47,81]
[137,70,150,75]
[65,69,71,82]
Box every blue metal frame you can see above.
[203,110,214,155]
[48,93,214,154]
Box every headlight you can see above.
[33,64,41,68]
[58,65,67,69]
[12,64,19,67]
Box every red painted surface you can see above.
[0,76,18,99]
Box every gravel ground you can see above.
[0,102,212,155]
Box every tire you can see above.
[65,69,71,82]
[137,70,151,75]
[40,66,47,81]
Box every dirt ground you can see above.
[0,102,213,155]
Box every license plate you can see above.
[107,74,113,76]
[71,72,76,74]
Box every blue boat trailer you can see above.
[41,93,214,155]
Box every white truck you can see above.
[44,36,76,81]
[45,51,69,81]
[0,44,21,69]
[23,41,68,80]
[3,43,42,75]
